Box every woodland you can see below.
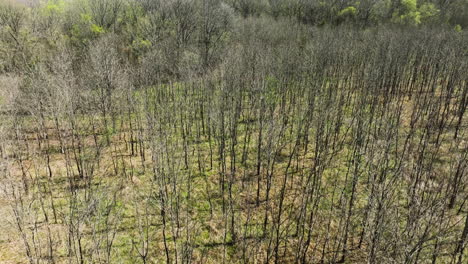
[0,0,468,263]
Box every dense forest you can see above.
[0,0,467,263]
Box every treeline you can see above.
[230,0,468,27]
[1,0,468,75]
[0,0,468,264]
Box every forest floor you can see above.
[1,84,467,263]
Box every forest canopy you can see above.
[0,0,468,75]
[0,0,467,263]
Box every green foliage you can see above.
[132,38,151,50]
[396,10,421,25]
[80,13,92,23]
[90,23,105,34]
[42,0,65,16]
[419,3,439,23]
[336,5,358,24]
[67,12,104,45]
[393,0,419,25]
[392,0,439,25]
[401,0,417,12]
[338,6,357,18]
[455,24,463,32]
